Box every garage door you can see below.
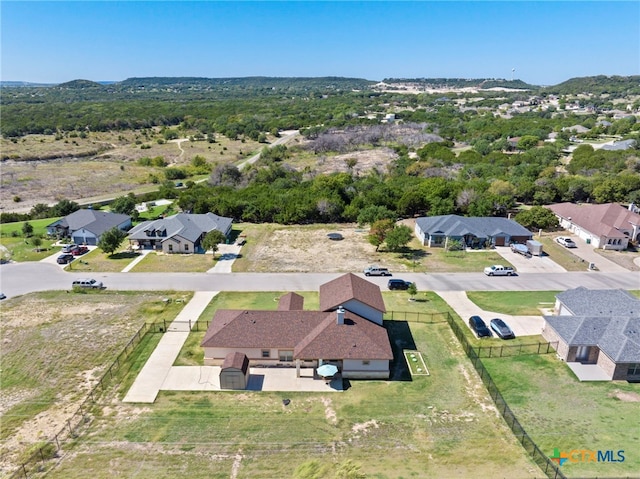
[494,236,505,246]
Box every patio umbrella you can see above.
[316,364,338,378]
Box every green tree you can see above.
[514,206,558,230]
[385,224,413,252]
[98,227,127,256]
[22,221,33,237]
[357,205,395,226]
[407,282,418,301]
[368,219,394,252]
[517,135,540,150]
[201,229,227,257]
[31,236,42,252]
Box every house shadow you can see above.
[246,374,265,391]
[384,320,417,381]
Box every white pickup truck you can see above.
[484,265,516,276]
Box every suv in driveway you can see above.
[556,236,577,248]
[57,254,75,264]
[468,315,492,338]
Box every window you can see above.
[261,349,270,358]
[628,363,640,376]
[279,350,293,362]
[168,244,173,252]
[185,244,189,251]
[362,360,370,366]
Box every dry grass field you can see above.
[0,130,262,213]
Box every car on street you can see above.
[72,246,89,256]
[490,318,516,339]
[483,265,516,276]
[468,315,492,338]
[387,279,412,290]
[556,236,577,248]
[57,254,75,264]
[363,266,391,276]
[72,278,103,289]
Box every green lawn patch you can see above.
[130,252,217,272]
[65,248,141,273]
[483,354,640,478]
[466,291,559,315]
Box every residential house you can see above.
[545,203,640,250]
[201,273,393,379]
[414,215,533,249]
[542,287,640,381]
[47,209,132,245]
[126,212,232,253]
[601,139,637,151]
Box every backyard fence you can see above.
[445,314,568,479]
[11,321,155,479]
[474,341,559,358]
[384,310,450,323]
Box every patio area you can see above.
[566,362,611,381]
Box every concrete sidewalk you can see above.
[120,249,152,272]
[123,291,218,403]
[436,290,544,337]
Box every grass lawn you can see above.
[0,217,61,261]
[466,291,559,315]
[483,354,640,478]
[65,248,142,273]
[130,252,217,273]
[535,232,593,272]
[49,318,541,479]
[0,290,190,474]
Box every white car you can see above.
[556,237,577,248]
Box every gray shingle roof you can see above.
[557,287,640,316]
[127,213,232,242]
[544,315,640,362]
[48,209,131,236]
[415,215,532,239]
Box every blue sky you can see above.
[1,1,638,85]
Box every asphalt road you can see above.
[1,261,638,299]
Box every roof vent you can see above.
[337,306,345,325]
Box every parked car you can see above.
[556,236,577,248]
[57,254,75,264]
[72,278,103,289]
[0,293,6,300]
[388,279,412,290]
[490,318,516,339]
[363,266,391,276]
[483,265,516,276]
[61,244,79,253]
[468,315,492,338]
[72,246,89,256]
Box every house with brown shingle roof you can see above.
[201,274,393,379]
[545,203,640,250]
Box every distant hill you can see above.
[381,78,538,90]
[56,79,104,89]
[543,75,640,95]
[0,81,55,88]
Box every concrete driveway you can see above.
[436,290,544,338]
[494,246,566,273]
[551,235,630,273]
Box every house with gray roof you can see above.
[414,215,532,249]
[126,212,232,254]
[601,139,637,151]
[542,287,640,381]
[201,273,393,380]
[545,202,640,250]
[47,209,132,245]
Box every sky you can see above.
[1,1,639,86]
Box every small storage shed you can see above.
[526,240,544,256]
[220,352,250,390]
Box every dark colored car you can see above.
[388,279,412,290]
[468,315,491,338]
[57,254,75,264]
[72,246,89,256]
[490,318,516,339]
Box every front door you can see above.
[576,346,590,363]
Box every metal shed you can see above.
[220,352,250,390]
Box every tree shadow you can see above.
[109,251,141,260]
[384,320,417,381]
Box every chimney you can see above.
[336,306,345,325]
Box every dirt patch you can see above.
[243,224,410,273]
[311,148,398,176]
[320,397,337,425]
[610,390,640,402]
[458,364,497,415]
[351,419,379,436]
[594,249,640,271]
